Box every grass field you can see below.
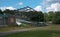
[1,24,60,37]
[1,30,60,37]
[0,24,32,32]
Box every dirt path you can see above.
[0,28,33,36]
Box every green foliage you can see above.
[53,11,60,24]
[19,11,44,22]
[1,8,60,24]
[44,13,48,22]
[19,23,31,28]
[30,11,44,22]
[20,23,28,27]
[0,9,3,14]
[44,11,60,24]
[3,9,16,15]
[47,11,55,21]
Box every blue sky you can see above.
[0,0,42,8]
[0,0,60,12]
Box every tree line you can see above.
[0,9,60,24]
[44,11,60,24]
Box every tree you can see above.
[30,11,44,22]
[47,11,55,21]
[3,9,15,15]
[3,9,10,15]
[0,9,3,14]
[44,12,48,22]
[53,11,60,24]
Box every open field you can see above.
[0,24,32,32]
[2,30,60,37]
[1,24,60,37]
[0,24,60,32]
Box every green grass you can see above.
[1,24,60,37]
[1,30,60,37]
[0,24,32,32]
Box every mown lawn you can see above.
[1,24,60,37]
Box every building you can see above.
[0,14,16,27]
[7,15,16,26]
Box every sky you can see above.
[0,0,60,12]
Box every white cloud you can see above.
[42,0,52,5]
[40,0,60,12]
[34,5,42,11]
[42,0,60,7]
[18,2,23,5]
[41,0,52,9]
[46,3,60,12]
[0,6,16,11]
[47,0,51,2]
[46,0,52,2]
